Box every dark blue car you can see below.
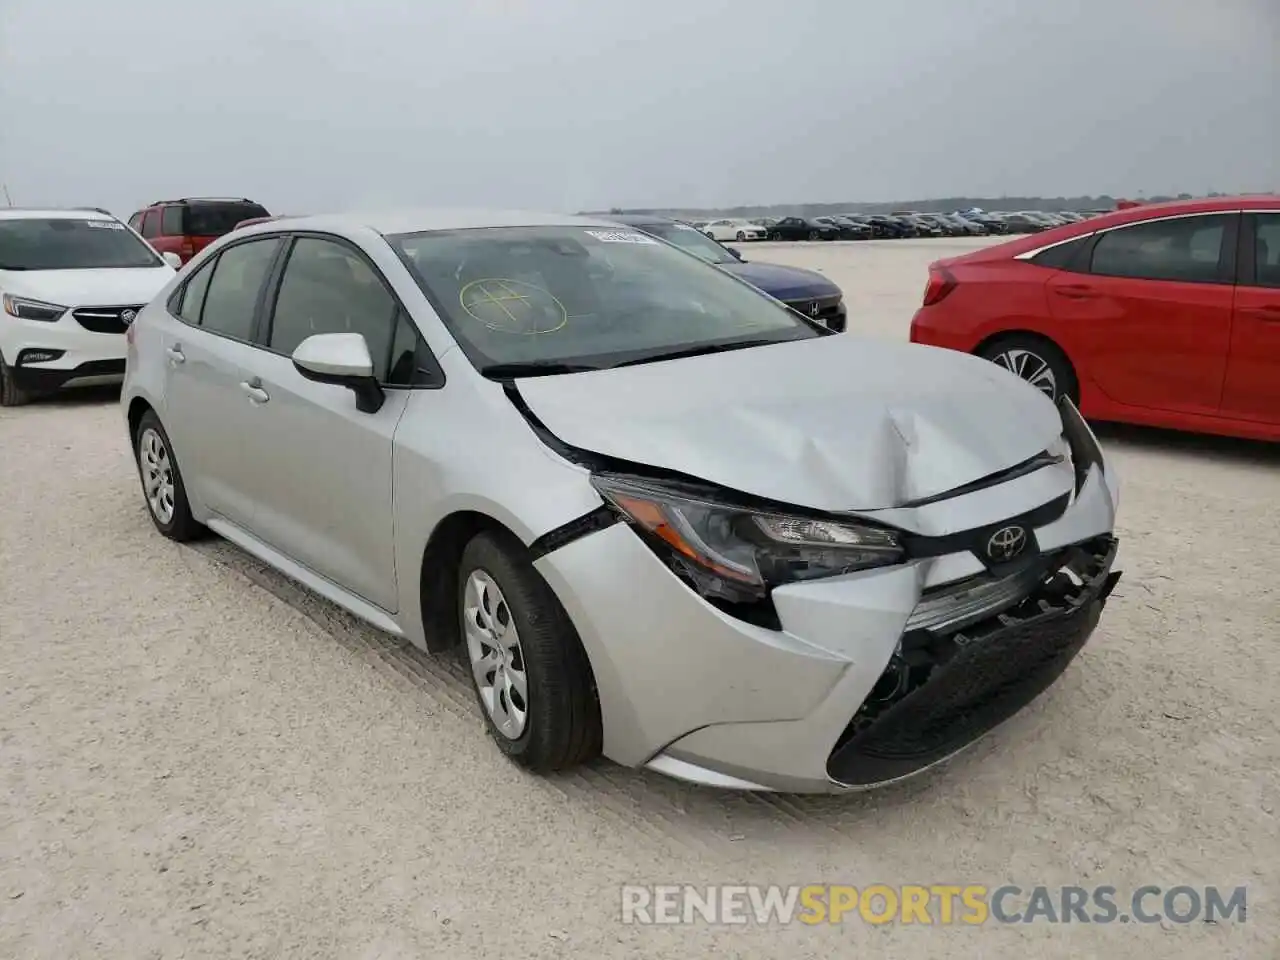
[607,215,848,332]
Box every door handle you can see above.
[1243,305,1280,322]
[1055,284,1097,299]
[165,345,185,364]
[240,379,270,404]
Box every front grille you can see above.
[784,294,843,322]
[827,537,1120,787]
[72,305,144,335]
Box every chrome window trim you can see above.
[1013,208,1249,261]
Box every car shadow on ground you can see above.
[1093,421,1280,468]
[6,385,122,411]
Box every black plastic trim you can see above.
[528,505,620,560]
[899,450,1064,508]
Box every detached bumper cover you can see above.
[827,535,1120,787]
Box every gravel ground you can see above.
[2,238,1278,958]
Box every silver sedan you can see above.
[122,209,1121,793]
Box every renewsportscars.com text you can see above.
[620,884,1247,926]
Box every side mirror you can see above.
[292,332,385,413]
[160,251,183,270]
[727,246,744,261]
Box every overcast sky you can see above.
[1,0,1276,216]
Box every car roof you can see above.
[0,207,116,221]
[241,208,622,237]
[940,194,1280,267]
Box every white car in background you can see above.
[0,208,181,406]
[703,219,768,242]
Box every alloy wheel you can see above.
[992,348,1058,399]
[138,427,176,524]
[463,569,529,739]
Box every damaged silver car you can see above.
[122,210,1121,793]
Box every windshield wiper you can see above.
[609,338,797,369]
[479,361,604,379]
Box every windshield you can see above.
[388,225,819,372]
[0,217,162,270]
[624,221,737,265]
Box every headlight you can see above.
[2,294,67,322]
[591,473,904,603]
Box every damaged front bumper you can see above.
[826,536,1120,787]
[531,398,1121,794]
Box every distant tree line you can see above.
[594,191,1272,219]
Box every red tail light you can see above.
[180,240,195,260]
[922,265,957,306]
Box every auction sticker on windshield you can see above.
[85,220,126,229]
[584,230,658,244]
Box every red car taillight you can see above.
[922,265,957,306]
[180,239,195,260]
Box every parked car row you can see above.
[686,209,1102,241]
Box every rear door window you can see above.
[140,210,160,239]
[199,238,282,341]
[1088,214,1232,284]
[1249,213,1280,288]
[160,205,184,236]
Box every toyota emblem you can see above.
[808,301,821,317]
[120,309,137,325]
[985,525,1027,563]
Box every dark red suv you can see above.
[127,197,271,264]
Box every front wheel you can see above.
[458,531,602,772]
[807,230,819,241]
[977,335,1079,405]
[0,356,32,407]
[735,231,746,241]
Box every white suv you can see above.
[0,208,180,406]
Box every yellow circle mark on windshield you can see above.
[459,278,568,335]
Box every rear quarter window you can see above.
[1029,236,1092,272]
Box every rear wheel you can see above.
[977,335,1079,405]
[0,356,32,407]
[458,531,602,772]
[133,411,205,541]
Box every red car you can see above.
[127,197,271,264]
[910,195,1280,443]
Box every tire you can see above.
[735,231,746,241]
[133,410,205,541]
[807,230,819,241]
[769,232,781,241]
[977,335,1079,406]
[0,356,32,407]
[457,531,602,772]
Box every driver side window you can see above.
[267,237,398,381]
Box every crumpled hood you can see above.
[722,261,841,302]
[2,266,174,308]
[515,335,1063,512]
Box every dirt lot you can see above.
[2,238,1278,958]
